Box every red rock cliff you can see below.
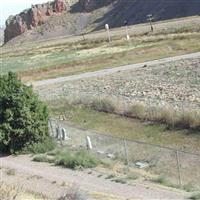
[4,0,69,43]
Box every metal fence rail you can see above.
[49,118,200,190]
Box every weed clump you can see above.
[0,183,19,200]
[190,193,200,200]
[90,99,115,113]
[33,154,55,163]
[58,184,87,200]
[55,150,100,169]
[33,148,100,169]
[24,137,56,154]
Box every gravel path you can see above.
[0,155,188,200]
[33,52,200,87]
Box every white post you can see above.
[105,24,111,44]
[126,34,130,41]
[86,136,92,150]
[61,128,68,140]
[125,25,130,41]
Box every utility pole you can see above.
[147,14,154,32]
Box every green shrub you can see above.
[24,137,56,154]
[0,72,49,153]
[190,193,200,200]
[33,154,49,162]
[152,175,176,188]
[33,154,55,163]
[153,175,168,185]
[55,150,99,169]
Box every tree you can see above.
[0,72,49,153]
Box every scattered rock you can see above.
[107,153,115,159]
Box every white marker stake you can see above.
[105,24,111,44]
[86,136,92,150]
[61,128,67,140]
[126,35,130,41]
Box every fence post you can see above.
[57,123,63,146]
[176,150,182,187]
[48,119,54,137]
[123,139,129,168]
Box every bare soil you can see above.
[0,155,188,200]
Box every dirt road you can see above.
[33,52,200,87]
[0,155,188,199]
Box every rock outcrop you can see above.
[4,0,200,44]
[4,0,69,43]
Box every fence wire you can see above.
[49,118,200,190]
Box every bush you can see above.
[0,72,49,153]
[33,148,100,169]
[33,154,55,163]
[55,149,100,169]
[190,193,200,200]
[24,137,56,154]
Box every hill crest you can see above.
[4,0,200,44]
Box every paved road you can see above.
[33,52,200,87]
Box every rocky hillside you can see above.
[4,0,69,43]
[4,0,200,44]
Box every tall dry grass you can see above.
[0,183,19,200]
[63,95,200,130]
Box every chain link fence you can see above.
[49,118,200,191]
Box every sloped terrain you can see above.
[3,0,200,45]
[91,0,200,30]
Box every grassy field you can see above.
[1,16,200,81]
[49,101,200,190]
[49,101,200,153]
